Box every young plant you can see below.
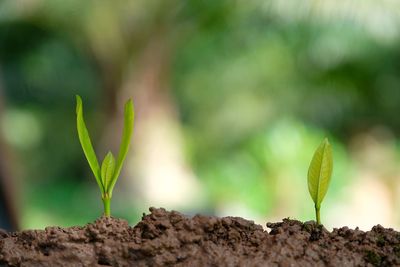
[76,95,134,217]
[307,138,333,225]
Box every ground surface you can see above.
[0,207,399,266]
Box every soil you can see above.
[0,207,399,267]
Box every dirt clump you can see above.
[0,207,399,266]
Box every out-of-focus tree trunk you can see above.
[0,66,19,231]
[113,32,202,209]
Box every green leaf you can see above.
[108,99,134,196]
[101,151,116,192]
[307,138,333,209]
[76,95,104,194]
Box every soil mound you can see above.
[1,207,399,266]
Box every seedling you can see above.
[307,138,333,225]
[76,95,134,217]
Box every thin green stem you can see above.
[102,194,111,217]
[315,204,321,225]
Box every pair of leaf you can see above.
[307,138,333,210]
[76,95,134,197]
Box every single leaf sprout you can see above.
[307,138,333,225]
[76,95,134,217]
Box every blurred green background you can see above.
[1,0,400,231]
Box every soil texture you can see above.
[1,207,399,266]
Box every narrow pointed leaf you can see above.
[108,99,134,195]
[101,151,116,192]
[76,95,104,194]
[307,138,333,208]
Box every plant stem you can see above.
[315,204,320,225]
[102,194,111,217]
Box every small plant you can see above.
[75,95,134,217]
[307,138,333,225]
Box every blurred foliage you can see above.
[0,0,400,229]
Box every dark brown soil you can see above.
[0,207,399,266]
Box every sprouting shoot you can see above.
[76,95,134,217]
[307,138,333,225]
